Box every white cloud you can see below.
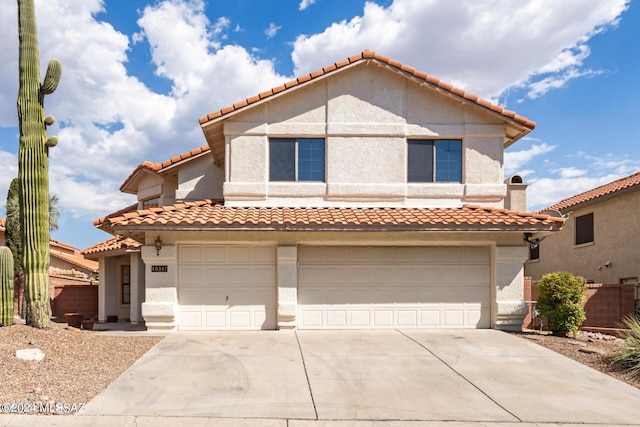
[0,0,290,246]
[265,23,282,39]
[291,0,629,100]
[525,154,640,211]
[504,141,556,176]
[299,0,317,11]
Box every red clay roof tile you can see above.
[198,50,535,133]
[95,200,564,233]
[82,235,142,256]
[544,171,640,212]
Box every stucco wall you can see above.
[525,191,640,283]
[221,63,509,208]
[175,155,224,201]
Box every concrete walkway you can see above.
[2,329,640,426]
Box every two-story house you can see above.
[525,171,640,288]
[83,50,564,332]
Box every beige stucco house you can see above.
[525,172,640,290]
[83,50,564,332]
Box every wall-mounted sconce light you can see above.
[155,236,162,256]
[604,260,612,268]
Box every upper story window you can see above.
[575,212,594,245]
[270,138,325,182]
[408,139,462,183]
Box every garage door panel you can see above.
[298,246,490,329]
[178,245,276,330]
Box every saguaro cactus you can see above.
[0,247,15,326]
[17,0,61,328]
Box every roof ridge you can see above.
[198,50,535,130]
[542,170,640,211]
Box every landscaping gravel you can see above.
[0,321,162,415]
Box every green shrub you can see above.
[536,272,586,336]
[610,316,640,377]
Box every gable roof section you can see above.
[82,235,142,257]
[50,247,99,272]
[544,171,640,212]
[199,50,536,166]
[95,199,564,235]
[120,145,212,194]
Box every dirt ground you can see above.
[0,321,162,415]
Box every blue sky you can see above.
[0,0,638,250]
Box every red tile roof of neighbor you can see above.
[82,235,142,256]
[544,171,640,212]
[0,217,5,229]
[94,199,564,233]
[198,50,536,131]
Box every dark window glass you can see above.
[298,138,325,181]
[435,140,462,182]
[529,245,539,260]
[408,140,434,182]
[575,212,594,245]
[121,265,131,305]
[269,139,296,181]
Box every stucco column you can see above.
[277,246,297,329]
[97,257,106,323]
[494,245,529,331]
[141,244,177,331]
[98,257,117,323]
[129,252,143,324]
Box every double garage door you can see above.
[178,245,490,330]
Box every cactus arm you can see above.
[41,59,61,94]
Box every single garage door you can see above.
[298,246,490,329]
[178,245,276,330]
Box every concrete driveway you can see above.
[80,329,640,424]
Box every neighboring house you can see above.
[0,219,99,319]
[84,50,564,332]
[525,171,640,291]
[0,221,97,280]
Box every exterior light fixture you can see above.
[155,236,162,256]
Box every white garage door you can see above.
[298,246,490,329]
[178,245,276,330]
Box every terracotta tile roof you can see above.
[50,249,99,272]
[120,146,212,193]
[199,50,536,130]
[93,203,138,229]
[0,217,5,229]
[158,145,210,170]
[119,161,161,192]
[544,171,640,212]
[82,235,142,256]
[95,199,564,233]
